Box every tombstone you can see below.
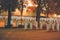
[46,20,51,31]
[24,19,28,29]
[40,20,43,30]
[11,20,13,27]
[16,19,18,27]
[51,20,55,31]
[35,21,38,29]
[4,19,8,27]
[30,20,32,29]
[56,20,60,32]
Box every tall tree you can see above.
[18,0,23,26]
[1,0,18,28]
[36,0,41,27]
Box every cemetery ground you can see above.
[0,28,60,40]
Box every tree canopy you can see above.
[1,0,18,11]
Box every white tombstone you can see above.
[51,20,55,31]
[11,20,13,24]
[46,20,51,31]
[16,19,18,27]
[40,20,43,30]
[35,21,38,29]
[56,21,60,32]
[24,19,28,29]
[30,20,32,29]
[5,20,7,26]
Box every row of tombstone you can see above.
[4,18,60,32]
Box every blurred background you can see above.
[0,0,60,28]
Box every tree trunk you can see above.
[36,0,41,28]
[21,0,23,27]
[5,7,12,28]
[8,7,11,27]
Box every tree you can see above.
[36,0,41,27]
[1,0,18,28]
[18,0,24,27]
